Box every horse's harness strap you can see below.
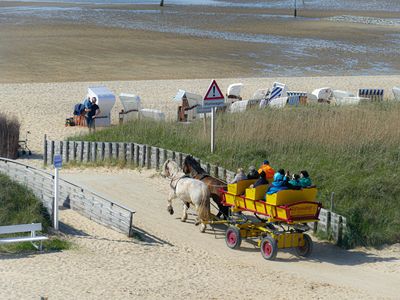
[170,175,190,193]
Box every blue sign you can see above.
[196,105,212,114]
[54,154,62,169]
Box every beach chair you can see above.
[229,100,249,113]
[393,87,400,101]
[119,93,141,124]
[226,83,244,102]
[269,96,288,108]
[358,88,384,101]
[333,90,355,102]
[252,89,269,101]
[139,109,165,121]
[260,82,287,108]
[286,91,308,106]
[312,87,333,103]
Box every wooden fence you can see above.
[44,138,347,244]
[0,157,135,237]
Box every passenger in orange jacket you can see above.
[258,160,275,180]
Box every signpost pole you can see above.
[54,167,59,230]
[211,107,215,153]
[53,154,62,230]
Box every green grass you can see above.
[0,173,71,253]
[69,102,400,247]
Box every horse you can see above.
[161,159,211,232]
[182,155,230,219]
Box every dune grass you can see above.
[0,174,71,253]
[0,113,20,159]
[70,102,400,247]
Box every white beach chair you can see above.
[392,87,400,101]
[119,93,141,123]
[268,96,288,109]
[332,90,355,102]
[312,87,333,103]
[139,109,165,121]
[358,88,384,101]
[252,89,269,101]
[229,100,249,113]
[226,83,244,102]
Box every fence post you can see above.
[78,141,84,162]
[134,144,140,166]
[70,141,76,162]
[84,142,90,163]
[91,142,97,162]
[43,134,48,166]
[50,140,55,164]
[112,142,118,160]
[119,142,127,163]
[63,140,69,163]
[155,147,160,170]
[127,143,134,165]
[146,145,151,169]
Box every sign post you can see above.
[202,79,225,153]
[53,154,62,230]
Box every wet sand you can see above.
[0,1,399,83]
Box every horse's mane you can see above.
[183,155,208,175]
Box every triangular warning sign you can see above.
[204,80,224,101]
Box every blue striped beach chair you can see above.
[358,88,384,101]
[286,91,308,106]
[260,82,287,108]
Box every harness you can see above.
[170,175,190,193]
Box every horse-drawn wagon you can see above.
[220,180,321,260]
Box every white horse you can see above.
[161,159,210,232]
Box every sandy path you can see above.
[58,168,400,299]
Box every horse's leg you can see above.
[167,191,175,215]
[181,202,188,222]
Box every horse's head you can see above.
[161,159,179,178]
[183,155,207,176]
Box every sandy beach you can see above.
[0,75,399,155]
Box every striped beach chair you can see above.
[358,88,384,101]
[268,82,287,102]
[286,91,308,106]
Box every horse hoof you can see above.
[167,206,174,215]
[194,221,200,226]
[181,217,187,222]
[199,224,206,233]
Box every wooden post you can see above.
[155,147,160,170]
[84,142,90,163]
[79,141,84,162]
[91,142,97,162]
[146,145,151,169]
[119,142,127,163]
[127,143,134,165]
[43,134,48,166]
[50,140,55,164]
[64,140,69,163]
[97,142,104,161]
[71,141,76,162]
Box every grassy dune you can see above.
[73,102,400,247]
[0,174,70,252]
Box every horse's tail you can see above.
[197,185,210,222]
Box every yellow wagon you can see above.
[220,180,321,260]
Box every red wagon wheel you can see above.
[260,236,278,260]
[225,226,241,249]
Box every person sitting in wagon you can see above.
[230,168,247,184]
[250,171,268,188]
[299,170,312,188]
[258,160,275,181]
[247,166,259,179]
[266,169,289,194]
[288,173,301,187]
